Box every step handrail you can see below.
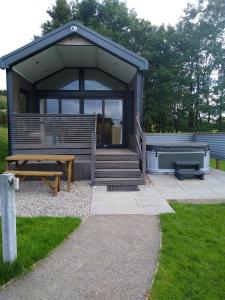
[135,114,146,183]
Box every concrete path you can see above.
[91,185,174,215]
[0,215,160,300]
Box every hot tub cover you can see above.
[146,142,209,152]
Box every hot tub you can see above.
[146,142,210,174]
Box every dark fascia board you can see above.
[0,21,149,71]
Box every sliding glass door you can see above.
[84,98,124,147]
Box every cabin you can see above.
[0,21,148,185]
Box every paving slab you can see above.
[91,185,174,215]
[0,215,160,300]
[148,169,225,203]
[92,169,225,215]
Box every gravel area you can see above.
[2,181,93,219]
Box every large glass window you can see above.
[104,99,123,145]
[84,99,103,145]
[46,99,59,113]
[61,99,80,114]
[36,69,79,90]
[84,69,126,91]
[84,99,102,114]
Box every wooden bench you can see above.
[4,170,63,196]
[174,161,205,180]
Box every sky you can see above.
[0,0,195,89]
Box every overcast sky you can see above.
[0,0,195,89]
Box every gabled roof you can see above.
[0,21,148,71]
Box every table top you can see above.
[6,154,75,162]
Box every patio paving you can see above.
[91,185,174,215]
[149,168,225,203]
[0,215,160,300]
[91,169,225,215]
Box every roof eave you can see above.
[0,21,149,71]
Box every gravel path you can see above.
[2,181,93,219]
[0,215,160,300]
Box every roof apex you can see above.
[0,21,148,71]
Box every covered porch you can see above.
[1,22,148,182]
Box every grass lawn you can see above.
[0,126,8,173]
[150,203,225,300]
[0,217,81,287]
[210,158,225,171]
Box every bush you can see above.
[0,109,7,127]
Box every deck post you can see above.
[0,173,17,263]
[91,132,96,185]
[91,114,97,185]
[6,68,13,155]
[216,159,220,170]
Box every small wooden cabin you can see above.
[0,22,148,185]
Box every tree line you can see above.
[38,0,225,132]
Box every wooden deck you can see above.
[96,149,136,155]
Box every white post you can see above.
[0,173,17,263]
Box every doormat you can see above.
[107,185,140,192]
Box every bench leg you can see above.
[175,172,183,180]
[58,176,61,192]
[67,161,72,192]
[41,176,58,197]
[54,176,59,197]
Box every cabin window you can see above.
[36,69,79,90]
[18,89,29,113]
[84,99,102,114]
[40,98,81,114]
[61,99,80,114]
[84,69,126,91]
[46,98,59,113]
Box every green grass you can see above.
[0,126,8,173]
[210,158,225,171]
[0,217,81,287]
[150,203,225,300]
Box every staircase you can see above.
[94,149,143,185]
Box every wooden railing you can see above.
[11,114,97,179]
[135,114,146,183]
[11,113,96,150]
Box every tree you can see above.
[41,0,74,34]
[39,0,225,132]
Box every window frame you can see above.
[35,67,127,93]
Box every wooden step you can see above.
[95,161,139,169]
[95,169,141,178]
[94,177,143,186]
[96,155,138,161]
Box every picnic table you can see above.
[5,154,75,192]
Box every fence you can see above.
[146,132,225,161]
